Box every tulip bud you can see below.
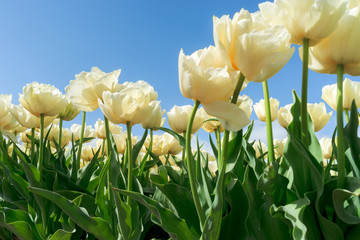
[167,105,206,134]
[307,103,332,132]
[254,98,279,122]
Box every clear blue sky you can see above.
[0,0,358,145]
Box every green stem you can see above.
[30,128,35,162]
[75,111,86,176]
[301,38,310,146]
[337,64,346,189]
[126,121,133,205]
[39,114,45,178]
[58,116,63,148]
[104,117,112,158]
[185,100,205,227]
[345,110,350,124]
[181,132,186,161]
[262,81,275,163]
[215,127,222,169]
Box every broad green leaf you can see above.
[95,157,111,222]
[29,187,115,240]
[113,188,199,240]
[333,189,360,224]
[47,229,73,240]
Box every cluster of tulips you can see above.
[1,0,360,239]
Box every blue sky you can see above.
[0,0,358,147]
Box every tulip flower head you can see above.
[99,80,158,126]
[319,137,333,160]
[307,102,332,132]
[213,9,294,82]
[322,78,360,110]
[94,118,123,139]
[141,101,166,130]
[10,105,57,129]
[254,98,279,122]
[66,67,121,112]
[259,0,348,46]
[19,82,68,117]
[278,104,293,129]
[167,105,207,134]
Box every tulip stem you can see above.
[232,72,245,103]
[39,114,45,178]
[58,116,63,148]
[186,100,205,228]
[126,121,133,205]
[345,110,350,124]
[104,116,112,158]
[337,64,346,189]
[75,111,86,179]
[215,126,222,164]
[30,128,35,162]
[301,38,310,146]
[262,80,275,163]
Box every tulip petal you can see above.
[202,101,250,132]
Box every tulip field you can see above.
[2,1,360,240]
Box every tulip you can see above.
[164,133,183,156]
[70,124,96,143]
[20,129,39,144]
[213,9,294,82]
[208,161,218,177]
[167,105,207,134]
[80,145,96,162]
[112,132,137,155]
[144,134,172,156]
[319,137,333,160]
[307,103,332,132]
[46,125,71,148]
[303,7,360,75]
[278,104,293,129]
[0,94,12,120]
[202,113,224,133]
[58,99,80,122]
[10,105,57,129]
[259,0,347,46]
[178,47,238,104]
[65,67,120,112]
[141,101,166,130]
[254,98,279,122]
[98,80,157,126]
[94,118,122,139]
[19,82,68,117]
[274,138,287,158]
[254,141,268,159]
[322,78,360,111]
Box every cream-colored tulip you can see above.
[167,105,207,134]
[58,99,80,121]
[202,113,224,133]
[0,94,12,120]
[46,125,71,148]
[236,95,253,119]
[278,104,293,128]
[319,137,333,160]
[304,7,360,75]
[113,132,137,154]
[70,124,96,142]
[20,129,39,143]
[208,161,218,177]
[164,133,183,156]
[10,125,27,135]
[94,118,122,139]
[0,112,20,131]
[274,138,287,158]
[322,78,360,110]
[19,82,68,117]
[254,98,279,122]
[81,145,95,162]
[10,105,57,129]
[141,101,166,130]
[144,134,171,156]
[99,81,157,126]
[254,141,268,159]
[259,0,347,46]
[178,47,239,104]
[213,9,294,82]
[307,103,332,132]
[65,67,120,112]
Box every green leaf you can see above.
[219,178,250,240]
[113,188,199,240]
[95,157,111,222]
[225,130,242,173]
[132,128,148,164]
[0,162,29,199]
[77,150,99,188]
[29,187,115,240]
[47,229,73,240]
[150,166,201,234]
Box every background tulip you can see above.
[94,118,122,139]
[322,78,360,111]
[167,105,206,134]
[307,102,332,132]
[319,137,333,160]
[10,105,57,129]
[141,101,166,130]
[254,98,279,122]
[70,124,95,142]
[278,104,293,128]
